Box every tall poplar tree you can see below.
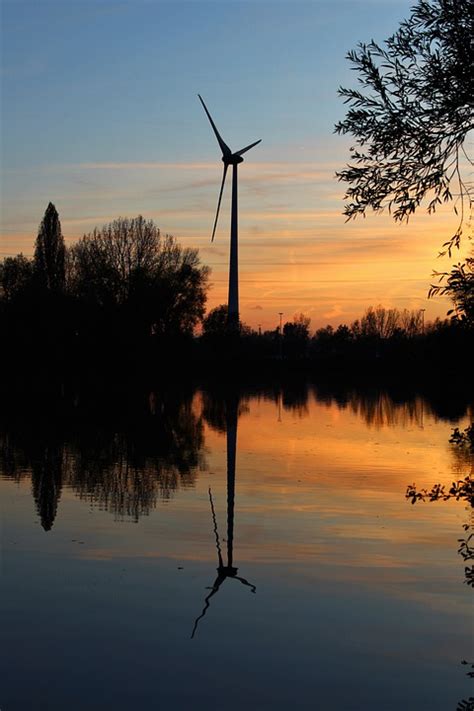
[34,203,66,291]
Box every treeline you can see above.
[199,302,473,378]
[1,204,473,385]
[1,204,209,379]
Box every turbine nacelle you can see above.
[223,154,244,165]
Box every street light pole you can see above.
[278,312,283,359]
[420,308,426,334]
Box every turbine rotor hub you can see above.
[223,154,244,165]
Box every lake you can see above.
[1,382,472,710]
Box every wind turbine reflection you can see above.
[191,400,256,639]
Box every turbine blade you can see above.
[198,94,232,158]
[211,163,228,242]
[235,139,262,157]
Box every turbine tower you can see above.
[198,95,261,331]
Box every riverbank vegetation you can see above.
[1,203,473,387]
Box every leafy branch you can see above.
[335,0,473,255]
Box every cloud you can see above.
[77,162,216,171]
[322,304,345,320]
[199,246,226,257]
[74,160,340,172]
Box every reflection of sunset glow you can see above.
[199,394,470,605]
[2,386,472,711]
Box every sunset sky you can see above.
[1,0,466,330]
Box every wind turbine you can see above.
[198,95,261,331]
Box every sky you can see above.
[0,0,466,330]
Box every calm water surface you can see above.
[1,384,472,710]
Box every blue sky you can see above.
[2,0,413,164]
[2,0,459,329]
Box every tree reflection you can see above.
[191,394,256,639]
[69,396,205,520]
[0,390,206,527]
[407,424,473,588]
[0,426,68,531]
[407,425,473,709]
[312,385,434,429]
[201,389,249,433]
[277,381,310,418]
[217,380,472,429]
[311,380,473,428]
[32,446,65,531]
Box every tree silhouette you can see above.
[69,215,209,337]
[353,306,424,339]
[430,250,474,326]
[34,202,65,291]
[283,313,311,340]
[202,304,228,336]
[0,255,33,302]
[335,0,473,254]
